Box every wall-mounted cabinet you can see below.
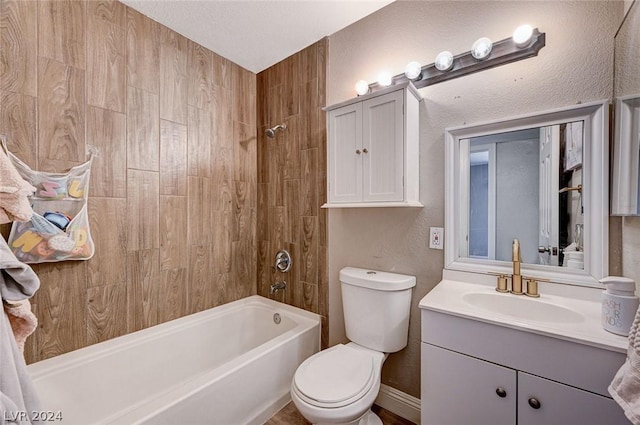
[323,83,422,208]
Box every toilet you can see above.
[291,267,416,425]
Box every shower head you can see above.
[265,124,287,138]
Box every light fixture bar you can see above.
[368,28,545,92]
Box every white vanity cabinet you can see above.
[421,308,630,425]
[517,371,626,425]
[323,82,422,207]
[423,343,517,425]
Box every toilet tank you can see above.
[340,267,416,353]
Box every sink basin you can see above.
[462,292,585,324]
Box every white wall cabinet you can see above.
[324,83,422,207]
[421,309,630,425]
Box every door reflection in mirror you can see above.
[465,121,584,267]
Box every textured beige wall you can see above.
[327,1,623,398]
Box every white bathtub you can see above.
[27,295,320,425]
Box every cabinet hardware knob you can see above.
[363,148,369,153]
[495,388,507,398]
[528,398,541,409]
[356,149,361,154]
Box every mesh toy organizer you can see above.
[6,147,95,263]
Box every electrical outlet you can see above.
[429,227,444,250]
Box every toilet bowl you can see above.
[290,267,416,425]
[291,343,386,425]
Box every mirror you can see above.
[612,0,640,215]
[445,101,609,287]
[465,122,584,266]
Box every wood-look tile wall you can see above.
[0,0,257,363]
[256,39,329,348]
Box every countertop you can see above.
[420,271,628,353]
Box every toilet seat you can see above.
[293,344,376,408]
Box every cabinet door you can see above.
[422,343,516,425]
[362,89,404,202]
[327,102,363,203]
[518,372,631,425]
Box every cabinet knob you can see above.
[528,398,541,409]
[356,149,362,154]
[495,388,507,398]
[363,148,369,153]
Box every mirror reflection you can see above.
[462,121,584,268]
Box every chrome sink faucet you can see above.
[511,238,524,295]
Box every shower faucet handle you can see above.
[274,250,292,273]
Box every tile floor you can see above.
[265,402,416,425]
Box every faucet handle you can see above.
[524,276,548,298]
[490,273,510,293]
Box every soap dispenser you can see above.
[601,276,639,336]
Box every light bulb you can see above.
[471,37,493,60]
[513,24,533,47]
[404,61,422,80]
[434,51,454,71]
[378,71,393,87]
[355,80,369,96]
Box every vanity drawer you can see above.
[422,309,626,397]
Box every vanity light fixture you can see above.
[365,27,545,92]
[378,71,393,87]
[513,24,534,47]
[355,80,370,96]
[404,61,423,80]
[434,51,454,71]
[471,37,493,60]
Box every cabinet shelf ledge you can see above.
[321,201,424,208]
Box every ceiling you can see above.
[120,0,395,74]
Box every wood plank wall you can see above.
[256,39,329,348]
[0,0,257,363]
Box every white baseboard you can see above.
[375,383,421,424]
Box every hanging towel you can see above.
[0,235,41,424]
[0,140,36,224]
[610,305,640,425]
[3,300,37,354]
[0,236,40,302]
[0,307,42,425]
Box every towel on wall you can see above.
[610,305,640,425]
[3,300,37,354]
[0,236,40,302]
[0,308,42,425]
[0,234,41,424]
[0,142,36,224]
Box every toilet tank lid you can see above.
[340,267,416,291]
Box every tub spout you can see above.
[270,281,287,295]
